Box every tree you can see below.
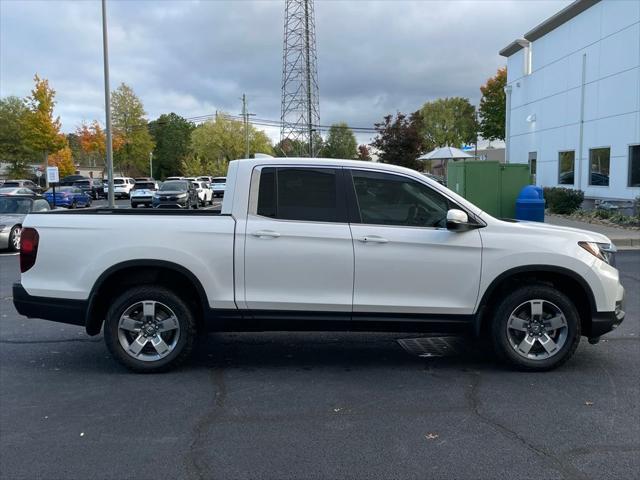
[22,74,66,169]
[149,113,194,179]
[418,97,477,150]
[110,83,154,176]
[479,67,506,141]
[48,142,76,178]
[322,122,358,159]
[190,114,273,166]
[75,121,106,167]
[371,112,424,170]
[357,144,372,161]
[0,96,33,177]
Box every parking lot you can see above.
[0,250,637,479]
[91,197,223,210]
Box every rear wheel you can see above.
[491,284,580,371]
[70,200,77,209]
[8,225,21,252]
[104,286,196,372]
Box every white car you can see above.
[130,181,159,208]
[211,177,226,197]
[111,177,136,199]
[192,181,213,206]
[13,158,625,373]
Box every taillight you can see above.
[20,228,39,273]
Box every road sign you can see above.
[35,170,42,178]
[46,166,59,184]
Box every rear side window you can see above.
[33,199,50,212]
[256,167,343,222]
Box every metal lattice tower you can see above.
[280,0,320,157]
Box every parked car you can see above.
[130,181,159,208]
[73,179,105,199]
[211,176,226,197]
[0,194,50,251]
[135,177,155,183]
[0,187,39,196]
[60,175,89,186]
[12,158,625,373]
[165,176,184,181]
[558,171,610,186]
[111,177,136,199]
[43,186,92,208]
[192,181,213,206]
[152,180,198,209]
[197,176,213,183]
[2,179,42,194]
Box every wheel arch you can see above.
[85,260,209,336]
[475,265,597,337]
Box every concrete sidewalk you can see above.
[546,214,640,249]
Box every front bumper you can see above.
[12,283,86,327]
[589,294,625,338]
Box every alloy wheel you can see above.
[117,300,181,362]
[506,299,569,360]
[11,226,21,251]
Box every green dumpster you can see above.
[446,160,531,218]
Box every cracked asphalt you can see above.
[0,252,638,480]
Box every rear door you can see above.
[346,169,482,316]
[243,166,354,312]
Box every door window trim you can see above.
[248,165,350,224]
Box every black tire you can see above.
[70,200,77,209]
[8,225,21,252]
[491,284,581,371]
[103,285,197,373]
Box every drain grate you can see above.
[397,336,468,358]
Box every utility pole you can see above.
[102,0,115,208]
[242,94,249,159]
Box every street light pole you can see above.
[149,151,153,178]
[102,0,115,208]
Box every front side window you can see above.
[256,167,341,222]
[32,199,50,212]
[349,170,450,228]
[589,147,610,186]
[629,145,640,187]
[558,151,575,185]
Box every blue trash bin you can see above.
[515,185,545,222]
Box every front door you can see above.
[243,166,354,312]
[347,169,482,316]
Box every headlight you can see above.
[177,193,187,198]
[579,241,617,265]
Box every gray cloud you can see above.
[1,0,570,144]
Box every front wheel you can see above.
[103,286,197,372]
[491,284,581,371]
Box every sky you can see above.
[0,0,572,144]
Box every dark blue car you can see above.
[43,186,92,208]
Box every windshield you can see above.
[159,181,188,192]
[47,186,75,193]
[73,180,90,186]
[2,182,20,187]
[134,182,156,190]
[212,178,226,184]
[0,197,32,214]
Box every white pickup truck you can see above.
[13,158,625,372]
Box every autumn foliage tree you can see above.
[371,112,424,170]
[75,121,106,167]
[479,67,507,141]
[111,83,154,176]
[23,74,66,174]
[47,142,76,178]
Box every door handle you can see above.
[252,230,281,238]
[357,235,388,244]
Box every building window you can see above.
[629,145,640,187]
[528,152,537,182]
[558,151,575,185]
[589,148,610,186]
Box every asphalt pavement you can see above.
[0,251,638,480]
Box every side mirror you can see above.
[446,209,476,231]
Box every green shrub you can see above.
[543,187,584,214]
[594,209,612,219]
